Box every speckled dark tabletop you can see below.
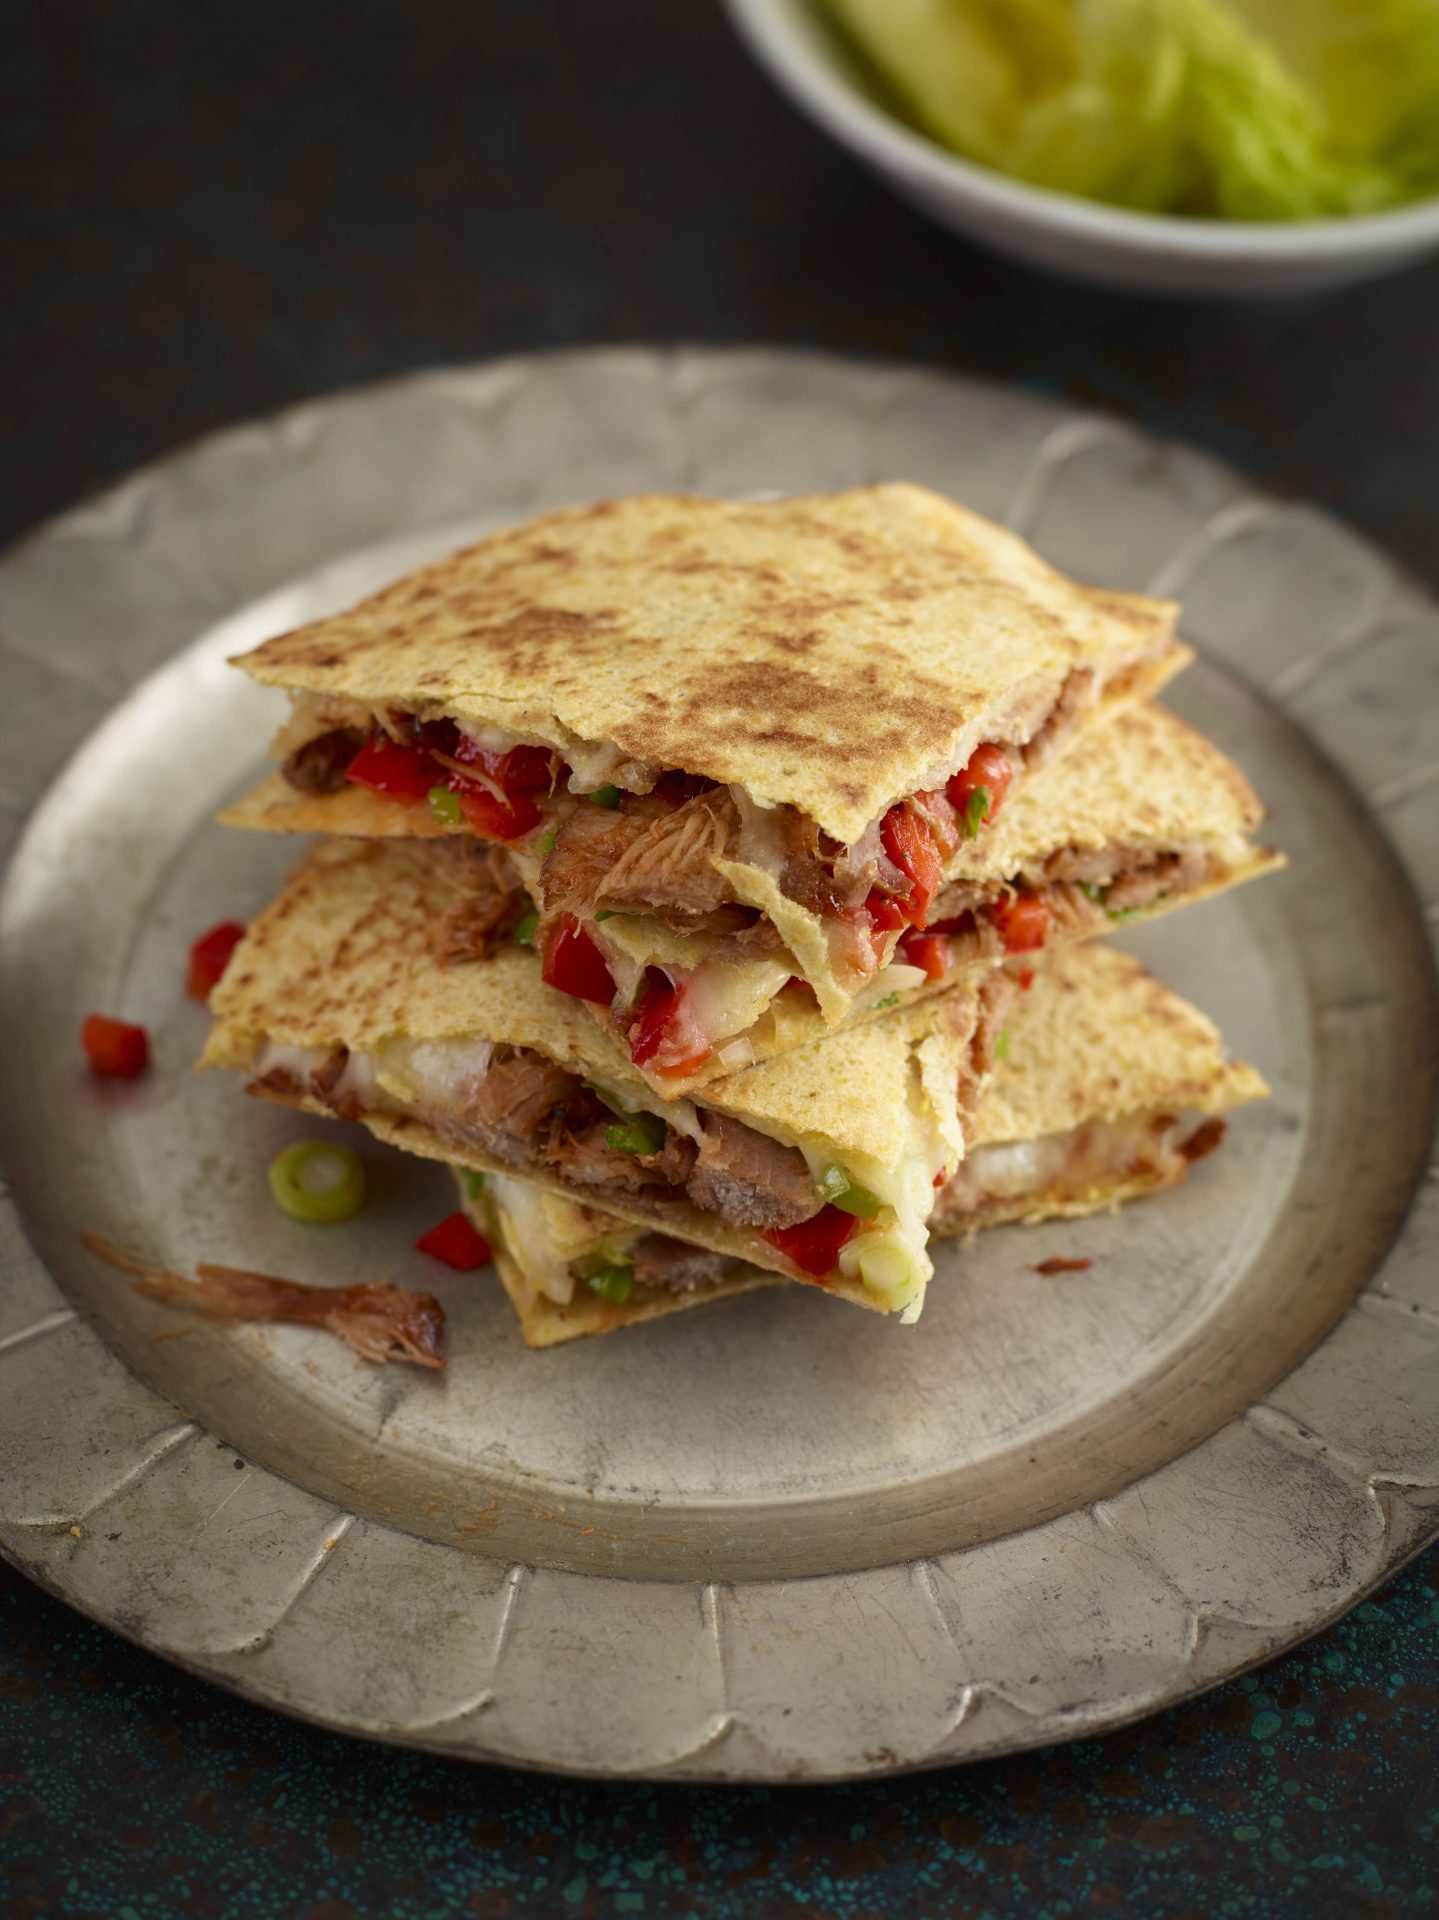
[2,4,1437,1915]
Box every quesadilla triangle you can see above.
[455,944,1269,1348]
[223,483,1191,1041]
[203,838,1017,1320]
[225,699,1281,1099]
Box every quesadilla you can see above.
[227,697,1276,1097]
[224,485,1190,1059]
[203,838,1016,1320]
[456,944,1269,1346]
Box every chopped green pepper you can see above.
[268,1141,367,1224]
[587,785,621,809]
[603,1113,667,1156]
[585,1265,634,1304]
[428,785,463,826]
[816,1163,886,1218]
[512,908,539,947]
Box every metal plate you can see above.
[0,349,1436,1781]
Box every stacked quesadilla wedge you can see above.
[204,838,1011,1321]
[222,486,1195,1085]
[452,945,1269,1345]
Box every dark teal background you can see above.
[2,3,1436,1914]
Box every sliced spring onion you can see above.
[268,1141,367,1224]
[537,825,558,856]
[427,785,463,826]
[460,1168,487,1200]
[587,785,621,809]
[594,909,616,922]
[585,1264,635,1304]
[1108,906,1146,924]
[853,1236,913,1298]
[962,786,991,839]
[871,991,899,1011]
[603,1114,666,1156]
[816,1163,886,1218]
[512,908,539,947]
[994,1026,1012,1061]
[1078,881,1105,903]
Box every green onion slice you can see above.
[537,825,558,856]
[603,1113,667,1156]
[268,1141,367,1224]
[855,1237,913,1298]
[962,786,991,840]
[512,908,539,947]
[816,1163,886,1218]
[1108,906,1145,924]
[460,1168,487,1200]
[428,785,463,826]
[587,785,621,809]
[585,1265,634,1304]
[1078,881,1105,903]
[994,1026,1012,1061]
[871,991,899,1010]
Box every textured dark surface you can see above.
[1,1,1436,1914]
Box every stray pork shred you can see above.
[80,1231,446,1370]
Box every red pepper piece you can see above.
[763,1205,859,1278]
[186,921,246,1001]
[496,744,558,793]
[415,1211,491,1271]
[345,735,437,805]
[879,804,943,927]
[992,894,1050,955]
[897,930,949,982]
[1017,968,1036,991]
[540,914,618,1005]
[452,782,543,843]
[627,970,712,1077]
[82,1013,149,1079]
[946,743,1013,825]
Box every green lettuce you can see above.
[820,0,1439,219]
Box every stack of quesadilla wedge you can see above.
[206,483,1282,1339]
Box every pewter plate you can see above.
[1,349,1436,1782]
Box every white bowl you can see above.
[724,0,1439,296]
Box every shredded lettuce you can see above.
[820,0,1439,219]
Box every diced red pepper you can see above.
[947,743,1013,826]
[763,1205,858,1278]
[879,804,943,927]
[185,921,246,1001]
[1017,969,1036,991]
[627,970,712,1077]
[81,1013,149,1079]
[897,930,949,983]
[452,781,543,843]
[540,914,617,1005]
[345,735,437,805]
[992,894,1050,955]
[415,1211,491,1271]
[496,744,558,794]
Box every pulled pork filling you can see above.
[251,973,1005,1295]
[499,1106,1229,1310]
[933,1112,1227,1229]
[276,660,1199,1083]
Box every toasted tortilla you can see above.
[203,837,984,1316]
[229,485,1185,848]
[467,944,1268,1345]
